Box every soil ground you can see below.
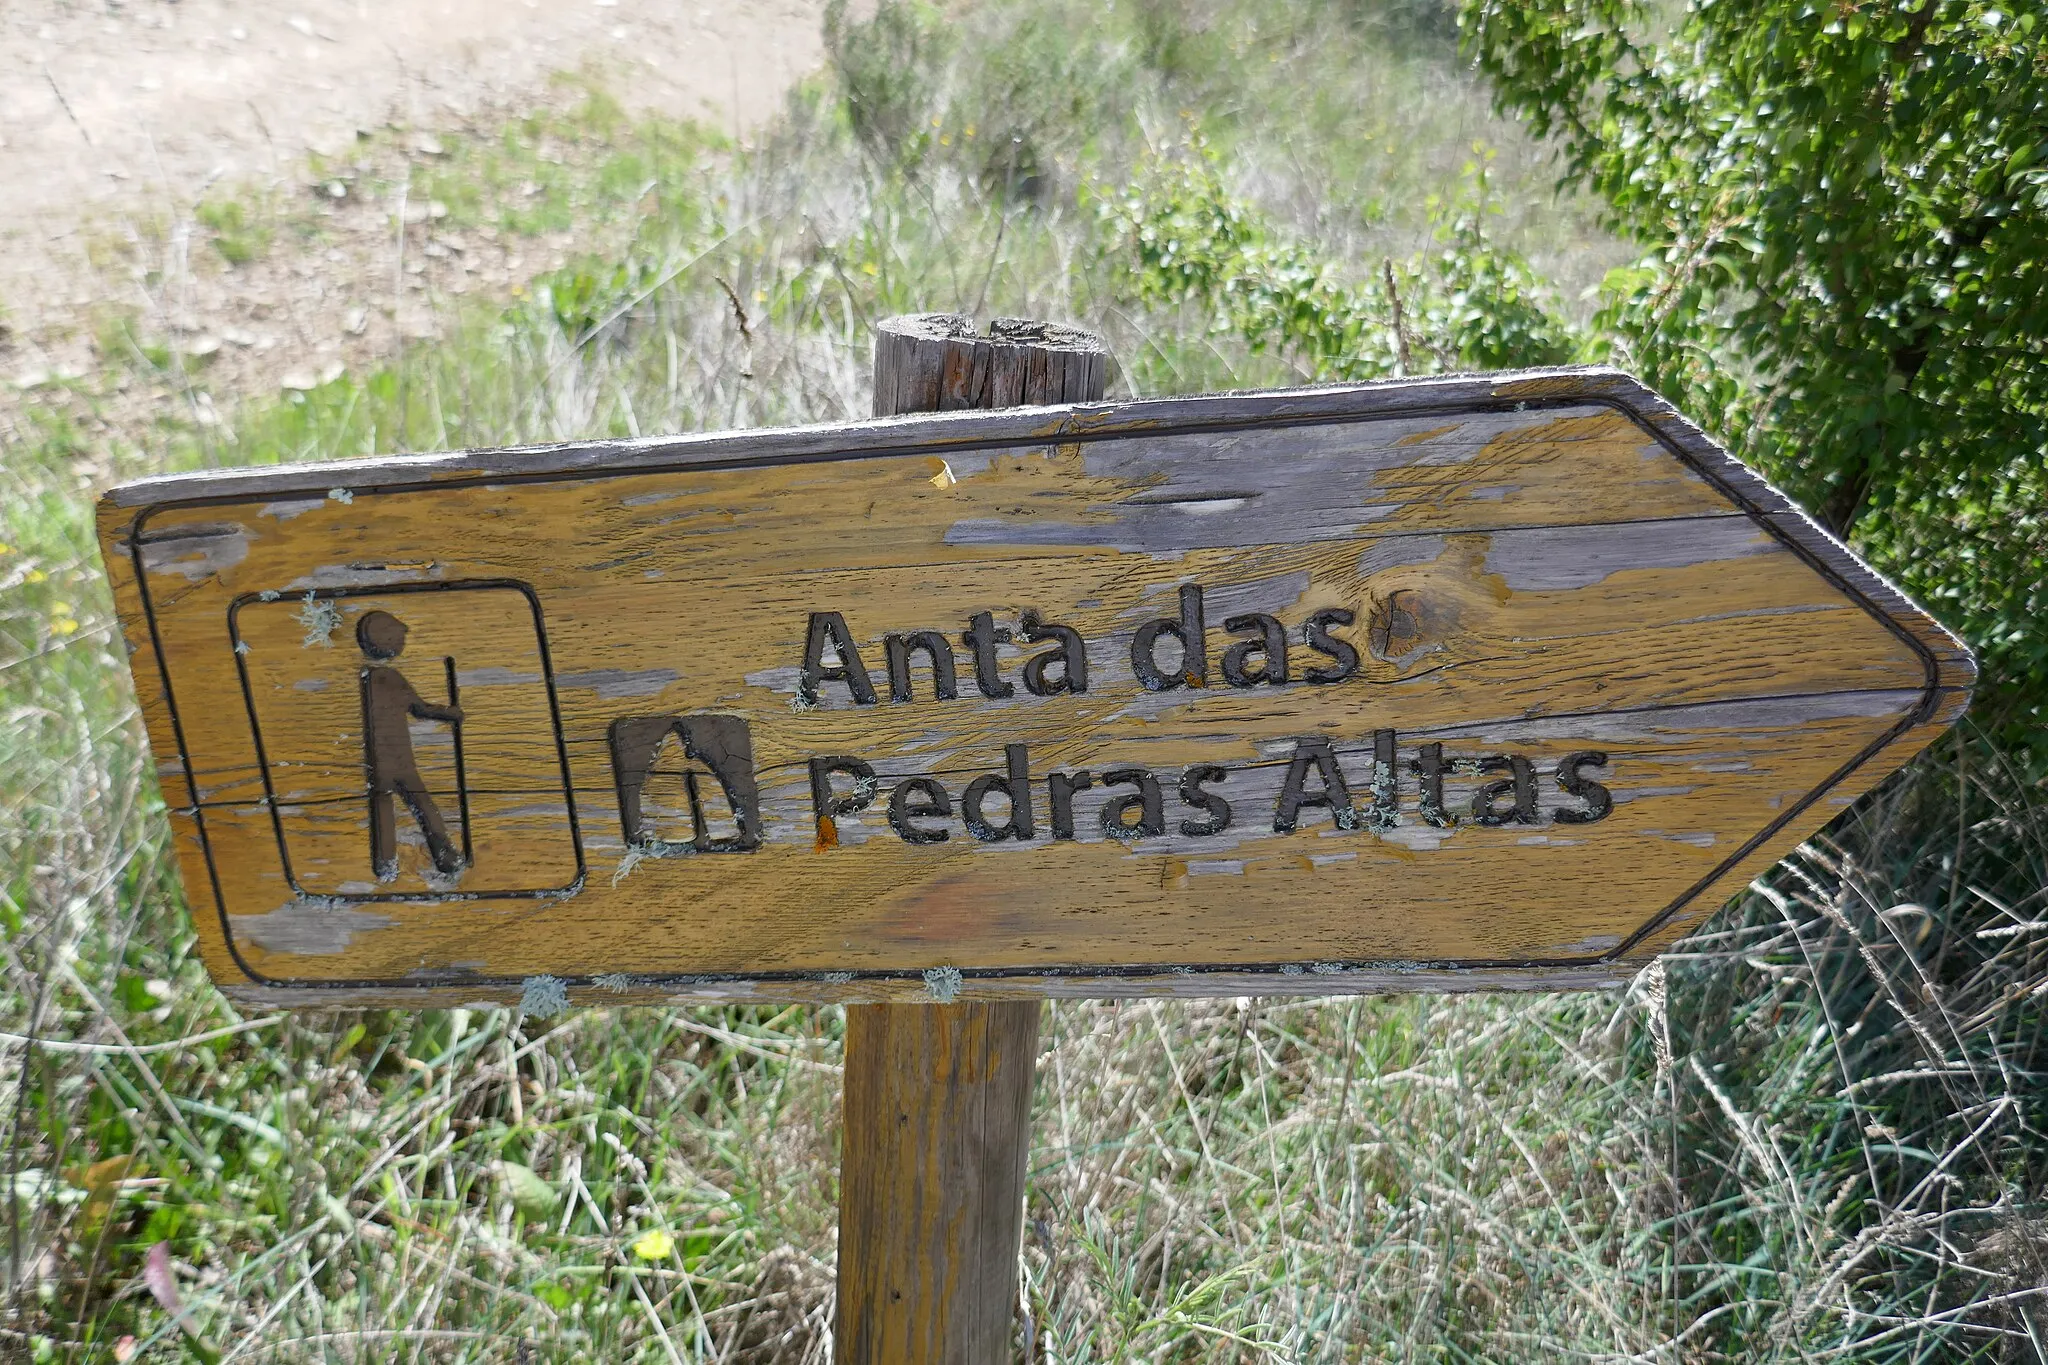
[0,0,833,422]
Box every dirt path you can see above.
[1,0,833,409]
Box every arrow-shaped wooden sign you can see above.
[99,368,1972,1007]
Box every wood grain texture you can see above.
[874,313,1110,417]
[96,366,1976,1007]
[837,1002,1041,1365]
[833,314,1083,1365]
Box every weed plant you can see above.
[3,0,2042,1359]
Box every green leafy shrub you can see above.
[1096,138,1579,378]
[1421,158,1581,369]
[1464,0,2048,734]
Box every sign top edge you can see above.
[103,366,1644,510]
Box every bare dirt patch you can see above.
[1,0,832,424]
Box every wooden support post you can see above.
[837,1002,1043,1363]
[835,314,1109,1365]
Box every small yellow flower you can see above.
[632,1228,675,1261]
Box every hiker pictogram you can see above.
[357,609,469,880]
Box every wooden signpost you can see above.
[100,316,1972,1360]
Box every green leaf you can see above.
[114,975,158,1014]
[495,1161,559,1221]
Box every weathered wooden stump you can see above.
[871,313,1109,419]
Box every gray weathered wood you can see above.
[873,313,1108,416]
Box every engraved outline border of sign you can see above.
[224,579,586,903]
[115,368,1972,993]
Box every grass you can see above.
[193,198,270,271]
[405,77,725,242]
[3,0,2044,1359]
